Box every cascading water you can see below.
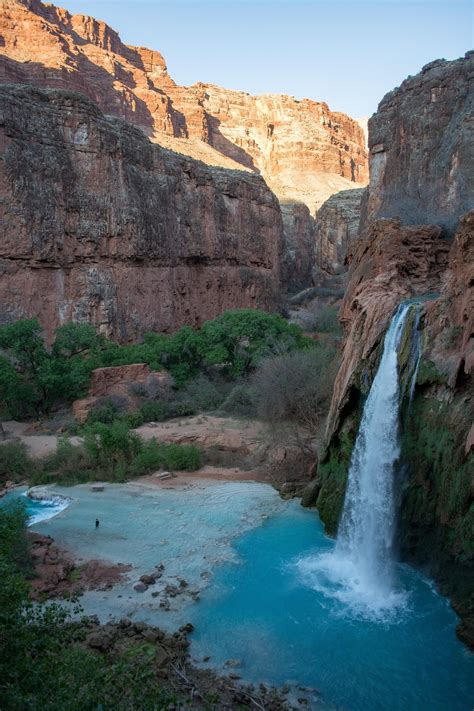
[297,302,421,618]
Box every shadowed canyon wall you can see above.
[0,85,282,341]
[304,52,474,647]
[0,0,368,289]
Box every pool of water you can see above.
[3,483,473,710]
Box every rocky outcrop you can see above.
[0,84,282,340]
[0,0,368,227]
[307,53,473,647]
[313,188,365,275]
[71,364,172,423]
[192,84,368,212]
[364,53,474,234]
[279,203,315,290]
[29,531,131,597]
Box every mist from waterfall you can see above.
[297,302,420,619]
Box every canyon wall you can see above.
[0,84,282,341]
[304,52,474,647]
[313,188,365,276]
[0,0,368,289]
[365,53,473,233]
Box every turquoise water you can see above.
[3,484,473,710]
[190,502,474,711]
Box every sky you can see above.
[62,0,472,118]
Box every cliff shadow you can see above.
[206,114,258,172]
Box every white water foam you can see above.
[22,490,71,526]
[297,303,419,621]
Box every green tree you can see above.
[199,309,311,377]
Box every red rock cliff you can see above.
[0,84,282,341]
[311,53,473,647]
[0,0,368,224]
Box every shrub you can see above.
[0,506,178,709]
[83,421,142,478]
[86,396,128,426]
[253,347,337,432]
[0,441,37,485]
[179,374,224,411]
[221,381,257,417]
[0,500,31,575]
[131,440,201,475]
[36,437,94,485]
[311,305,342,335]
[139,400,166,423]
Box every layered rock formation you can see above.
[0,84,281,341]
[305,52,473,646]
[364,54,474,233]
[313,188,365,275]
[0,0,368,287]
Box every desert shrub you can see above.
[311,305,342,335]
[253,347,337,432]
[120,411,145,428]
[139,400,166,423]
[86,396,128,426]
[220,380,257,417]
[179,374,224,411]
[35,437,94,485]
[0,441,37,485]
[83,421,142,478]
[131,440,201,475]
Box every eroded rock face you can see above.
[0,84,281,340]
[279,203,315,290]
[311,52,474,647]
[365,53,474,234]
[313,188,365,275]
[0,0,368,221]
[325,219,450,441]
[192,84,368,212]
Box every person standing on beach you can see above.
[95,518,100,529]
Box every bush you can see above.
[86,396,129,426]
[131,440,201,476]
[139,400,166,423]
[35,438,95,485]
[83,421,142,479]
[0,441,37,485]
[0,500,31,575]
[179,374,224,411]
[253,347,337,432]
[221,381,257,417]
[311,305,342,335]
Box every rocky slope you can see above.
[304,53,474,646]
[0,84,281,341]
[0,0,368,285]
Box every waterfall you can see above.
[335,303,412,593]
[297,302,420,618]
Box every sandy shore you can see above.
[135,464,271,489]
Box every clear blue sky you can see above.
[62,1,472,118]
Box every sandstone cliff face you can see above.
[279,203,315,290]
[191,84,368,213]
[0,0,368,232]
[365,53,474,234]
[308,52,474,647]
[313,188,365,275]
[0,85,282,341]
